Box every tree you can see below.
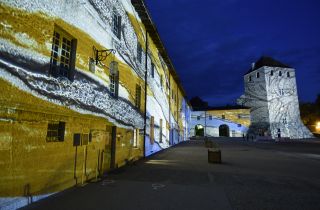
[189,96,208,110]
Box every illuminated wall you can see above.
[0,0,190,209]
[239,64,313,139]
[190,109,250,137]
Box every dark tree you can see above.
[190,96,208,110]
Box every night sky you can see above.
[145,0,320,106]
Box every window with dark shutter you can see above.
[151,63,155,78]
[137,43,142,63]
[50,26,77,80]
[113,13,122,40]
[47,121,65,142]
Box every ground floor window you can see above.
[46,121,65,142]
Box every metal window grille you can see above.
[135,84,141,109]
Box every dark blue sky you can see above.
[145,0,320,106]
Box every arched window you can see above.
[287,72,290,77]
[270,70,274,76]
[279,71,282,76]
[256,72,260,78]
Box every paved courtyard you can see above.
[23,138,320,210]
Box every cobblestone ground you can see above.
[24,138,320,210]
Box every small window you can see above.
[137,43,142,63]
[209,115,212,120]
[222,115,225,119]
[151,63,155,78]
[237,124,241,127]
[197,116,200,120]
[287,72,290,77]
[113,12,122,39]
[50,27,77,80]
[279,71,282,76]
[270,70,274,76]
[135,84,141,109]
[46,121,65,142]
[110,61,119,98]
[282,118,287,124]
[249,75,252,82]
[256,72,260,78]
[160,75,163,88]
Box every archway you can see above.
[219,124,229,137]
[195,124,204,136]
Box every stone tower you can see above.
[238,56,313,139]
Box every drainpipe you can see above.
[143,31,148,158]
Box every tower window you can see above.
[270,70,274,76]
[279,71,282,76]
[50,27,77,80]
[110,61,119,98]
[256,72,260,78]
[249,75,252,82]
[287,72,290,77]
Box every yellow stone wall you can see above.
[207,109,251,127]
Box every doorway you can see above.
[219,124,229,137]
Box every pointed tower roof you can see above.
[245,56,292,75]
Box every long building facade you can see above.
[0,0,191,209]
[190,107,250,138]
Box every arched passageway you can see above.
[195,124,204,136]
[219,124,229,137]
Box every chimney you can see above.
[251,62,255,70]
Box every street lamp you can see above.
[316,122,320,131]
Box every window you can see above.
[237,124,241,127]
[249,75,252,82]
[46,121,65,142]
[113,12,122,39]
[280,89,284,96]
[50,27,77,80]
[151,63,155,78]
[159,119,163,143]
[256,72,260,78]
[109,61,119,98]
[209,115,212,120]
[279,71,282,76]
[133,129,139,147]
[197,116,200,120]
[137,43,142,63]
[287,72,290,77]
[150,116,154,144]
[282,118,287,124]
[135,84,141,109]
[160,75,163,88]
[270,70,274,76]
[222,115,225,119]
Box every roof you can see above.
[131,0,186,97]
[245,56,292,75]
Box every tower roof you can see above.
[245,56,292,75]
